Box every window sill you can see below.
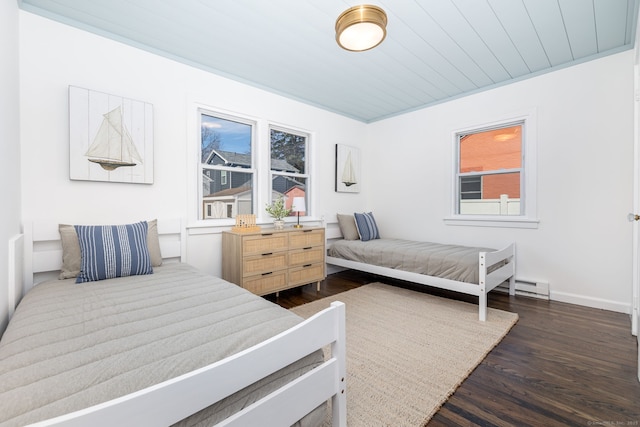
[186,217,325,235]
[444,216,539,229]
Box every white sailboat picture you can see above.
[341,150,357,186]
[335,144,360,193]
[86,106,143,171]
[69,86,154,184]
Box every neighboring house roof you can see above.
[270,158,299,173]
[284,185,304,196]
[273,174,304,189]
[206,150,251,167]
[207,185,251,198]
[206,149,299,172]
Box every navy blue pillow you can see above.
[75,221,153,283]
[354,212,380,242]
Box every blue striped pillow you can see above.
[75,221,153,283]
[354,212,380,242]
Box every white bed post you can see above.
[331,301,347,426]
[508,243,516,296]
[8,234,24,319]
[478,253,487,322]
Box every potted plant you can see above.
[265,196,291,229]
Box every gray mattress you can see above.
[0,263,325,427]
[328,238,496,284]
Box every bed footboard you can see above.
[28,302,347,427]
[478,243,516,321]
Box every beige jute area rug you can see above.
[291,283,518,427]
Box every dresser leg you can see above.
[316,281,320,292]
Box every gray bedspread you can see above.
[328,238,496,284]
[0,263,324,427]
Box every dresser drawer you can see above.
[288,263,324,287]
[289,246,324,267]
[242,252,288,276]
[242,233,288,256]
[243,270,288,295]
[289,229,324,249]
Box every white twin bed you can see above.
[325,214,516,322]
[0,219,347,427]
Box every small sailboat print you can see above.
[86,106,143,171]
[341,150,357,186]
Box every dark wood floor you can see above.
[266,270,640,427]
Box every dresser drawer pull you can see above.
[261,252,273,256]
[303,230,313,233]
[261,272,273,276]
[303,247,312,250]
[303,264,312,268]
[262,233,273,236]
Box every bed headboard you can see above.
[22,219,185,297]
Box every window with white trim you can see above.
[199,111,255,220]
[449,114,538,228]
[269,126,310,217]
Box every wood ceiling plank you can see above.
[454,0,530,79]
[594,0,632,52]
[558,0,598,59]
[423,0,511,84]
[522,0,574,67]
[488,0,551,73]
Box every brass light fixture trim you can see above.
[335,4,387,52]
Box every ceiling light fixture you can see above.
[335,4,387,52]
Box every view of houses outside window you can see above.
[200,111,254,219]
[270,127,309,216]
[456,123,523,216]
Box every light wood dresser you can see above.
[222,227,325,296]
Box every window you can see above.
[456,123,522,216]
[200,111,255,219]
[269,126,309,217]
[449,113,538,228]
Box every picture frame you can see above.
[335,144,360,193]
[69,86,154,184]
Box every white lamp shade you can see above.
[338,22,385,51]
[291,197,306,213]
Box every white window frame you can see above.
[268,124,312,220]
[445,111,539,229]
[197,108,257,222]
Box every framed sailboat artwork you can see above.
[69,86,153,184]
[335,144,360,193]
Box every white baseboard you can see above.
[549,291,631,315]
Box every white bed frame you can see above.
[324,223,515,322]
[11,219,347,427]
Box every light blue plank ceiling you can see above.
[19,0,639,122]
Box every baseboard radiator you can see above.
[496,278,550,300]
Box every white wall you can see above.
[368,51,635,313]
[19,12,367,279]
[0,0,22,332]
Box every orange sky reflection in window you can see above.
[459,125,522,173]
